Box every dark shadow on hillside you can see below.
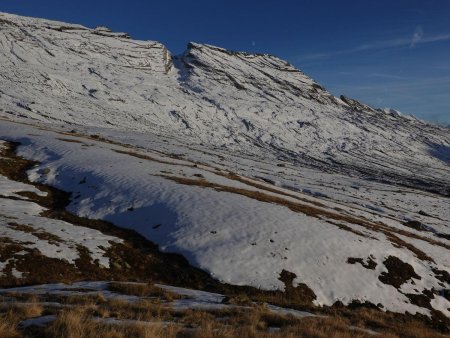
[428,143,450,165]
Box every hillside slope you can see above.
[0,12,449,321]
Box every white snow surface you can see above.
[0,122,448,318]
[0,13,449,318]
[0,141,121,269]
[19,315,57,329]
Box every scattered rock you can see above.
[404,220,431,232]
[418,210,432,217]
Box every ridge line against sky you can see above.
[0,0,449,124]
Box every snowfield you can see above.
[0,12,449,319]
[0,140,121,271]
[0,123,449,318]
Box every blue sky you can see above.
[2,0,450,123]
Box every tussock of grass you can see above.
[64,293,107,306]
[3,295,43,319]
[44,308,181,338]
[222,293,252,306]
[0,296,44,338]
[108,282,182,301]
[0,315,20,338]
[7,304,43,320]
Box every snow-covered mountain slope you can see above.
[0,12,449,195]
[0,12,449,320]
[0,121,449,318]
[0,140,122,283]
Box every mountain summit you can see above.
[1,12,449,194]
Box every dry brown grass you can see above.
[393,322,448,338]
[113,149,189,167]
[324,307,449,338]
[0,314,20,338]
[223,293,253,306]
[64,293,107,306]
[7,303,43,320]
[101,299,450,337]
[276,316,373,338]
[44,307,181,338]
[108,282,182,301]
[0,290,447,338]
[1,295,44,319]
[173,298,449,338]
[176,305,378,338]
[0,296,44,338]
[92,298,174,323]
[187,306,446,338]
[7,222,63,245]
[2,292,39,303]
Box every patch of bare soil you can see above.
[8,222,63,245]
[347,256,377,270]
[278,270,316,304]
[378,256,421,289]
[377,256,443,315]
